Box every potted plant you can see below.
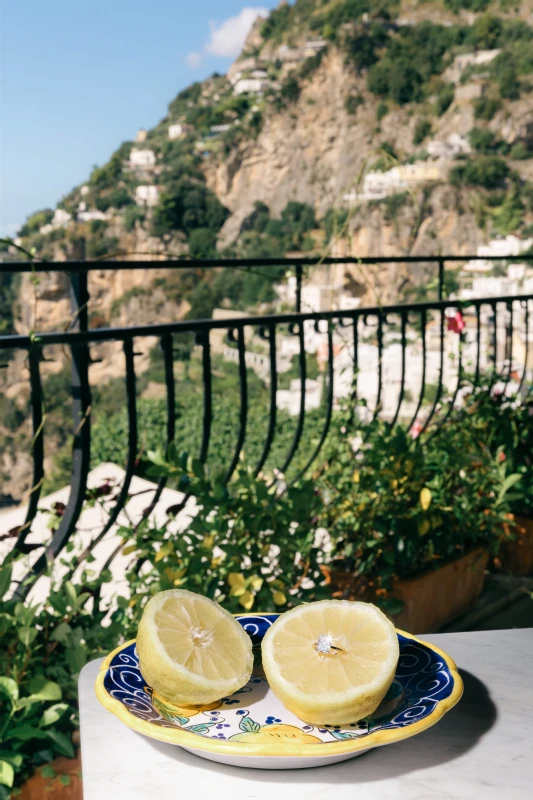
[318,399,522,633]
[474,391,533,576]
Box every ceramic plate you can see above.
[95,613,463,769]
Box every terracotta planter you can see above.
[331,547,489,634]
[20,754,82,800]
[499,515,533,576]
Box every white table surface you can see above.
[79,628,533,800]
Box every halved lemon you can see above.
[136,589,253,705]
[262,599,399,725]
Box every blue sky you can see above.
[0,0,276,236]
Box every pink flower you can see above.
[447,311,465,334]
[410,420,423,439]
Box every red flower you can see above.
[498,451,506,463]
[447,311,465,334]
[410,420,422,439]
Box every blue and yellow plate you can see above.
[95,613,463,769]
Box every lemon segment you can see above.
[261,600,399,725]
[136,589,253,705]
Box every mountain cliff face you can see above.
[6,0,533,285]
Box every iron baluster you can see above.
[406,309,427,435]
[14,344,44,553]
[280,320,306,474]
[224,326,248,483]
[389,311,407,429]
[254,324,277,477]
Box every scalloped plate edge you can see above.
[94,624,463,758]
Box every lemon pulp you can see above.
[261,599,399,725]
[136,589,253,705]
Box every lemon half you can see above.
[262,599,399,725]
[136,589,253,705]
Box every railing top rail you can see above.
[0,292,530,349]
[2,253,533,273]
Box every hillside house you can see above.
[129,148,156,168]
[135,128,148,143]
[304,39,327,56]
[227,56,266,85]
[135,185,159,207]
[77,209,108,222]
[210,124,232,134]
[344,164,443,203]
[277,44,305,63]
[168,123,194,139]
[233,77,270,96]
[52,209,72,226]
[80,185,89,196]
[463,235,533,272]
[446,49,501,83]
[427,133,471,159]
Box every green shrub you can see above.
[473,96,502,120]
[491,185,524,234]
[152,182,228,238]
[95,189,132,211]
[280,75,300,104]
[300,47,327,81]
[0,396,24,431]
[413,119,432,145]
[17,209,54,237]
[86,234,119,259]
[188,227,217,258]
[450,156,510,189]
[376,102,389,122]
[123,206,145,232]
[444,0,490,13]
[469,127,498,153]
[510,141,533,160]
[345,94,364,115]
[433,83,455,115]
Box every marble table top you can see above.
[79,628,533,799]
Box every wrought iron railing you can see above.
[1,255,532,597]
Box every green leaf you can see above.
[0,677,18,704]
[5,725,48,742]
[50,622,72,644]
[64,581,77,608]
[26,679,62,702]
[0,565,12,600]
[0,752,22,770]
[18,627,37,647]
[46,730,74,758]
[41,765,56,779]
[40,703,69,727]
[59,774,71,787]
[0,761,14,789]
[496,473,522,505]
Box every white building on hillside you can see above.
[233,77,270,96]
[135,185,159,207]
[446,49,501,83]
[135,128,147,143]
[427,133,471,159]
[129,148,156,168]
[77,209,108,222]
[344,164,443,203]
[168,123,194,139]
[52,208,72,226]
